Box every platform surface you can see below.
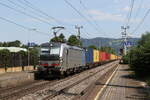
[98,65,149,100]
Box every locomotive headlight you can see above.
[60,57,63,63]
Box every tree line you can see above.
[0,40,21,47]
[122,32,150,84]
[0,48,38,69]
[50,33,82,46]
[0,34,116,68]
[50,34,116,54]
[0,40,38,69]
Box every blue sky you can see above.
[0,0,150,44]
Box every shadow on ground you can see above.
[95,67,150,100]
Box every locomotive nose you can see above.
[51,63,60,66]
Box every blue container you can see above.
[85,48,93,65]
[82,49,86,66]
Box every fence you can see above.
[0,49,38,73]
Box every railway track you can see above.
[0,80,51,100]
[0,80,44,94]
[0,61,118,100]
[42,66,113,100]
[35,62,118,100]
[0,71,87,100]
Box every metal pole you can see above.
[27,28,36,70]
[124,28,127,55]
[75,25,83,46]
[121,26,129,55]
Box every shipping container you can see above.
[85,48,93,65]
[93,49,99,63]
[101,52,107,61]
[99,51,102,61]
[106,53,110,60]
[110,54,116,60]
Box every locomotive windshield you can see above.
[50,46,60,55]
[40,45,60,61]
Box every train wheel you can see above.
[60,71,65,78]
[34,72,42,80]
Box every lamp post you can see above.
[75,25,83,46]
[27,28,36,70]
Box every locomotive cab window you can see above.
[50,46,60,55]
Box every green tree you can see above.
[50,37,61,42]
[8,40,21,47]
[21,44,28,49]
[59,33,66,43]
[127,32,150,77]
[138,32,150,47]
[100,46,115,54]
[18,50,28,66]
[50,33,66,43]
[0,40,21,47]
[30,48,39,68]
[2,42,8,47]
[0,49,11,68]
[88,45,97,49]
[0,42,3,47]
[67,35,81,46]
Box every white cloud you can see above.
[25,10,141,24]
[113,0,120,4]
[122,6,130,12]
[25,18,55,23]
[87,9,140,23]
[87,10,124,22]
[61,18,83,23]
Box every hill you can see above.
[81,37,139,54]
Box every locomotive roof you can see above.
[41,42,83,50]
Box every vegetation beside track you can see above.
[0,40,38,69]
[122,32,150,85]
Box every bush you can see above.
[122,54,129,64]
[0,49,11,68]
[128,32,150,78]
[0,48,39,68]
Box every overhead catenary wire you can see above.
[134,0,143,19]
[63,0,104,35]
[79,0,106,35]
[129,0,144,32]
[7,0,71,36]
[17,0,61,25]
[17,0,74,27]
[19,0,97,38]
[132,9,150,33]
[23,0,94,38]
[0,0,73,38]
[126,0,135,26]
[17,0,75,36]
[7,0,54,24]
[0,2,54,26]
[0,16,49,36]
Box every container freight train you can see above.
[35,42,118,79]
